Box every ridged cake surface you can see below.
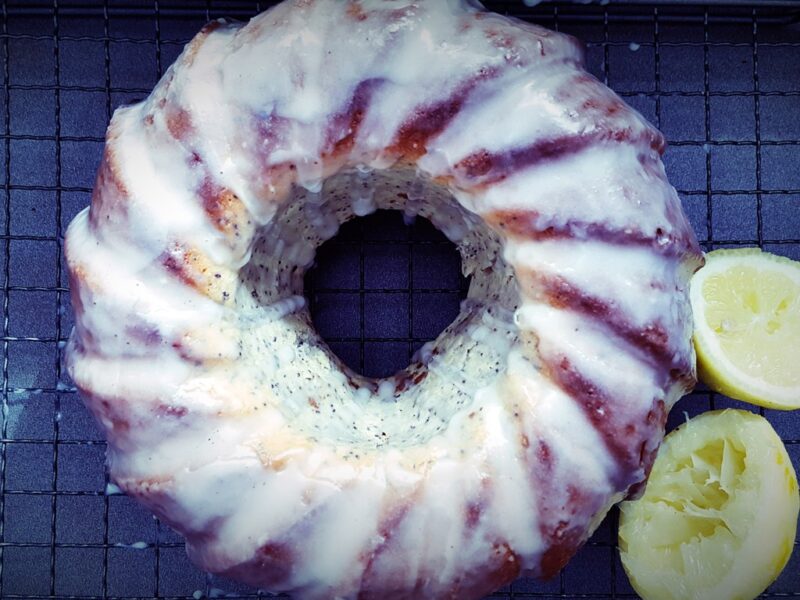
[65,1,703,598]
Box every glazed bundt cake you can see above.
[65,1,704,598]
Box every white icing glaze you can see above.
[505,238,675,328]
[64,1,702,598]
[458,144,674,236]
[516,304,662,410]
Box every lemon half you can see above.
[690,248,800,410]
[619,409,799,600]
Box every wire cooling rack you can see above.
[1,1,799,598]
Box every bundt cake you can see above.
[65,0,704,598]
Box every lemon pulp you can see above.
[691,248,800,409]
[619,409,799,600]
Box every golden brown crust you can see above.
[88,143,128,231]
[159,243,236,304]
[200,186,256,248]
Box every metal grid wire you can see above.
[0,0,799,598]
[305,211,470,379]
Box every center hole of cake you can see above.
[304,210,468,378]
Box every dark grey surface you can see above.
[1,1,799,598]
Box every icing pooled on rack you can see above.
[64,1,703,598]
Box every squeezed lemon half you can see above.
[619,409,799,600]
[690,248,800,409]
